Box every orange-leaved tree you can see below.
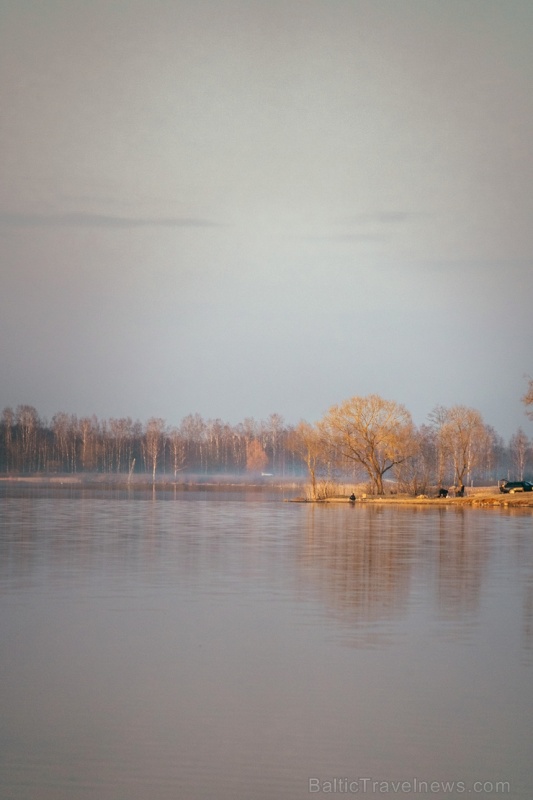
[246,439,268,474]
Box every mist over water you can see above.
[1,490,532,799]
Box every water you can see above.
[1,489,532,799]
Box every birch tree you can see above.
[265,413,285,475]
[180,414,207,472]
[79,416,98,471]
[510,428,529,480]
[51,412,77,472]
[434,405,492,486]
[17,405,40,472]
[167,427,186,479]
[109,418,134,472]
[144,418,166,483]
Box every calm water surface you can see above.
[1,489,532,799]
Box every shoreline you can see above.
[1,476,532,507]
[290,493,533,508]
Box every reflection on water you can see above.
[1,491,532,800]
[434,508,487,622]
[299,505,414,645]
[297,504,524,646]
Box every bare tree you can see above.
[265,413,285,475]
[427,405,451,486]
[509,428,530,480]
[79,416,98,471]
[180,413,207,472]
[434,405,492,487]
[167,427,186,479]
[17,405,40,472]
[1,407,15,472]
[51,412,78,472]
[288,421,326,500]
[395,424,438,495]
[480,425,503,484]
[143,418,166,483]
[108,417,135,473]
[320,395,416,494]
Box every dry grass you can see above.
[298,483,533,508]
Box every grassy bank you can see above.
[291,480,533,507]
[293,489,533,508]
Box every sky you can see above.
[1,0,532,441]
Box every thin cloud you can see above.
[0,212,221,228]
[299,232,389,243]
[315,233,388,242]
[343,212,428,225]
[301,211,431,242]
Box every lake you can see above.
[1,488,532,799]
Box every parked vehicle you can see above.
[499,480,533,493]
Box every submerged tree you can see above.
[320,394,416,494]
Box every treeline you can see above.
[0,406,296,478]
[0,397,532,491]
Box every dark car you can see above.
[499,480,533,493]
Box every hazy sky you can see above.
[1,0,532,440]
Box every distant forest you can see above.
[0,407,295,479]
[0,401,531,489]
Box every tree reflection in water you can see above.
[296,505,508,646]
